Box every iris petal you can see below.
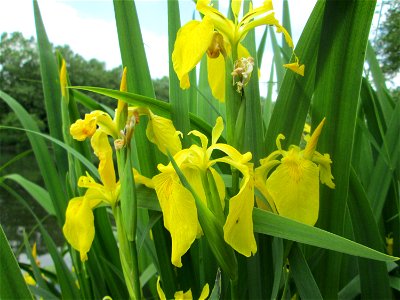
[153,171,198,267]
[207,52,225,102]
[172,17,214,89]
[63,197,96,261]
[266,150,320,225]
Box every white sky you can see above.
[0,0,388,94]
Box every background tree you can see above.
[0,32,170,151]
[374,0,400,81]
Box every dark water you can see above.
[0,149,64,262]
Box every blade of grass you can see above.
[348,167,391,298]
[0,224,33,300]
[265,0,325,152]
[289,243,322,299]
[3,174,55,216]
[0,91,67,224]
[252,208,398,262]
[33,0,68,179]
[168,0,191,147]
[2,184,81,299]
[311,1,376,296]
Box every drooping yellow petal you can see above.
[283,62,305,76]
[156,277,167,300]
[63,197,96,261]
[146,111,182,156]
[153,171,198,267]
[172,17,214,89]
[266,149,320,225]
[276,24,294,48]
[207,52,225,102]
[223,161,257,256]
[91,131,117,191]
[312,152,335,189]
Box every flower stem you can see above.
[113,205,141,300]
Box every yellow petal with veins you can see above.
[153,171,198,267]
[172,17,214,89]
[207,52,225,102]
[223,161,257,256]
[63,197,96,261]
[146,111,182,156]
[266,148,320,225]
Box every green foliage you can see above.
[374,0,400,80]
[0,1,399,299]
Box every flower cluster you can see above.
[172,0,304,102]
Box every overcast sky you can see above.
[0,0,388,94]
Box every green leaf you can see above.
[33,0,68,179]
[166,151,238,281]
[311,1,376,296]
[0,90,67,224]
[289,244,322,299]
[265,0,325,152]
[348,168,392,298]
[168,0,191,146]
[3,174,55,216]
[253,208,398,262]
[0,125,98,179]
[0,224,33,300]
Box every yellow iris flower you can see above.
[255,119,335,225]
[172,0,302,102]
[151,117,256,267]
[157,277,209,300]
[64,66,181,260]
[63,130,120,261]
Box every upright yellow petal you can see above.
[146,112,182,156]
[153,171,198,267]
[60,59,67,98]
[211,116,224,145]
[172,17,214,89]
[199,284,210,300]
[156,277,167,300]
[63,197,96,261]
[266,149,320,225]
[207,53,225,102]
[303,118,325,159]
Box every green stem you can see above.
[224,46,241,148]
[113,206,141,300]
